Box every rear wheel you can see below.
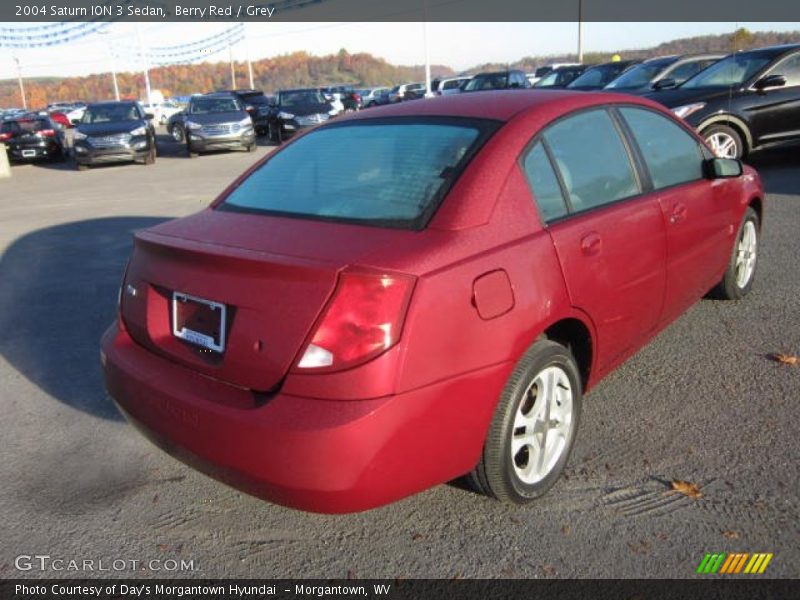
[469,340,582,502]
[702,124,745,160]
[713,207,760,300]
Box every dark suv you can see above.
[267,88,332,144]
[462,70,531,92]
[0,115,67,162]
[219,89,272,135]
[645,44,800,159]
[184,93,256,157]
[566,60,641,90]
[72,101,156,170]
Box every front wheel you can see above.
[468,340,582,503]
[713,207,760,300]
[171,126,184,143]
[702,124,745,160]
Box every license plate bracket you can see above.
[171,292,226,353]
[22,149,36,158]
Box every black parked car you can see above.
[72,101,156,170]
[267,88,332,144]
[533,65,590,88]
[566,60,641,90]
[0,116,67,163]
[645,44,800,159]
[184,93,256,157]
[604,54,723,93]
[219,89,272,135]
[462,70,531,92]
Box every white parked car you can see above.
[432,76,472,96]
[141,102,184,125]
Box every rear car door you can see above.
[618,106,733,322]
[521,108,667,371]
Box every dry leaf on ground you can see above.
[667,479,703,499]
[770,353,798,366]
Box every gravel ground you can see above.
[0,132,797,579]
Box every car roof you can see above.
[87,101,138,107]
[200,92,240,99]
[735,43,800,58]
[343,89,660,123]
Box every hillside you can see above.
[0,49,453,108]
[1,28,797,108]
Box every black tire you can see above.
[171,126,184,143]
[468,339,582,503]
[701,123,746,160]
[186,140,199,158]
[143,145,156,165]
[712,206,760,300]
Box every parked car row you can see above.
[5,43,800,167]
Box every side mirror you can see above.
[653,77,677,90]
[703,157,743,179]
[145,113,155,120]
[754,74,786,91]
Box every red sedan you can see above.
[101,90,763,513]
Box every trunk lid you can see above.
[121,209,411,391]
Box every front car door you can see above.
[743,50,800,147]
[617,106,734,323]
[520,108,667,372]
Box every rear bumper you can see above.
[7,143,62,161]
[101,323,508,513]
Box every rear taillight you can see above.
[0,133,10,141]
[294,268,415,373]
[38,129,56,137]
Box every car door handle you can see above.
[669,203,688,224]
[581,232,602,256]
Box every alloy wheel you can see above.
[510,365,574,484]
[706,132,738,159]
[735,220,758,288]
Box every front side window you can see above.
[220,119,498,229]
[666,60,717,86]
[521,142,568,222]
[768,52,800,87]
[620,107,704,190]
[606,63,664,89]
[543,109,639,212]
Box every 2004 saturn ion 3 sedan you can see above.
[101,90,764,513]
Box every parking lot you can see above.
[0,129,798,579]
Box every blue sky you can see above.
[1,22,798,80]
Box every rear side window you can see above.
[620,107,704,190]
[521,143,568,223]
[220,118,499,229]
[543,109,639,212]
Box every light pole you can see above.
[423,0,432,97]
[229,43,236,89]
[245,24,254,89]
[13,56,27,109]
[98,30,120,101]
[577,0,584,63]
[135,23,153,105]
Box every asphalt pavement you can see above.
[0,131,797,579]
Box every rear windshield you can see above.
[464,74,508,91]
[2,119,50,133]
[219,118,499,230]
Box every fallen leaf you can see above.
[411,533,424,541]
[451,573,463,580]
[770,353,798,366]
[152,494,159,504]
[722,530,740,539]
[542,565,557,577]
[561,524,571,536]
[668,479,703,499]
[346,570,356,580]
[157,544,169,552]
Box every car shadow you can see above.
[0,217,169,421]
